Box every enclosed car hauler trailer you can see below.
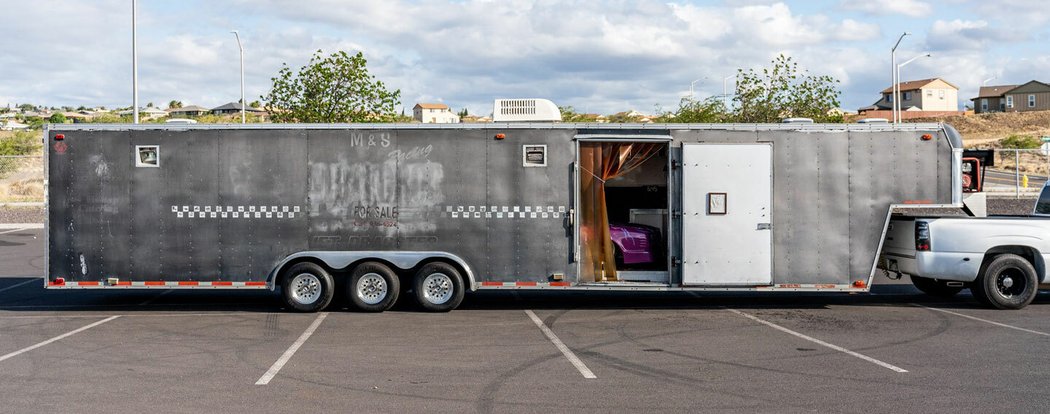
[45,122,963,312]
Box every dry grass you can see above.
[905,111,1050,147]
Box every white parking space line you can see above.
[524,310,597,379]
[0,315,120,363]
[0,278,41,294]
[255,312,328,385]
[726,308,909,373]
[0,227,30,235]
[914,304,1050,337]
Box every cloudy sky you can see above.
[1,0,1047,115]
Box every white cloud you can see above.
[842,0,933,18]
[0,1,1045,115]
[926,19,1022,51]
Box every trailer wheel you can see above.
[281,262,335,312]
[972,254,1038,310]
[910,276,963,298]
[413,262,465,312]
[347,261,400,312]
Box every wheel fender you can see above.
[268,251,477,291]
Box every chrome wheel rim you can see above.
[356,273,388,305]
[996,269,1026,297]
[422,273,454,305]
[289,273,322,305]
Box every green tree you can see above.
[457,108,468,117]
[559,106,599,122]
[263,50,401,123]
[657,97,728,123]
[17,104,35,112]
[733,54,842,123]
[48,113,67,124]
[249,100,261,108]
[168,100,183,109]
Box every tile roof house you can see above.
[971,85,1017,113]
[860,78,957,111]
[166,105,211,117]
[211,102,266,115]
[413,103,460,123]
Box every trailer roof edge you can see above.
[48,122,951,132]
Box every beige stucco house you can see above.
[413,103,460,124]
[873,78,959,112]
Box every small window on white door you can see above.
[1007,96,1014,108]
[981,99,988,111]
[1029,95,1037,108]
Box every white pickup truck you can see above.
[880,184,1050,309]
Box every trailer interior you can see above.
[577,141,670,285]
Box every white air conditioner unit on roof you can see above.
[492,98,560,122]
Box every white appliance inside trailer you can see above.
[681,143,773,285]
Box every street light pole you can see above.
[689,78,703,98]
[722,75,733,109]
[896,52,932,122]
[132,0,139,124]
[231,30,245,124]
[891,32,909,124]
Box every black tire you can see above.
[413,262,465,312]
[347,261,400,312]
[281,262,335,312]
[911,276,964,298]
[973,254,1038,310]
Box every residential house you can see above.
[211,102,266,116]
[971,85,1017,113]
[118,107,169,119]
[166,105,211,117]
[858,78,961,119]
[413,103,460,123]
[1,120,30,131]
[1002,80,1050,113]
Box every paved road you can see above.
[984,168,1047,190]
[2,228,1049,412]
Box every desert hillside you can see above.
[905,111,1050,148]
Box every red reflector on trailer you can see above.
[853,280,866,288]
[921,134,932,141]
[494,133,506,140]
[54,277,65,285]
[54,134,65,140]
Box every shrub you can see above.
[1000,134,1041,149]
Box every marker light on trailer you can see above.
[54,134,64,140]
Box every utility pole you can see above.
[231,30,245,124]
[132,0,139,124]
[891,32,909,124]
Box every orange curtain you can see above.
[579,142,662,282]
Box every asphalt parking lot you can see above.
[2,227,1049,412]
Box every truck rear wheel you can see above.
[347,261,400,312]
[413,262,465,312]
[910,276,963,298]
[281,262,335,312]
[972,254,1038,310]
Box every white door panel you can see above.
[682,144,772,285]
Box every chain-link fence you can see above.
[0,155,44,204]
[982,149,1049,198]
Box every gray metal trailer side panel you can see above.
[46,123,957,291]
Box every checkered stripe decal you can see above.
[172,205,301,219]
[442,205,567,219]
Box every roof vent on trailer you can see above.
[492,98,560,122]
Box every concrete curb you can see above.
[0,223,44,229]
